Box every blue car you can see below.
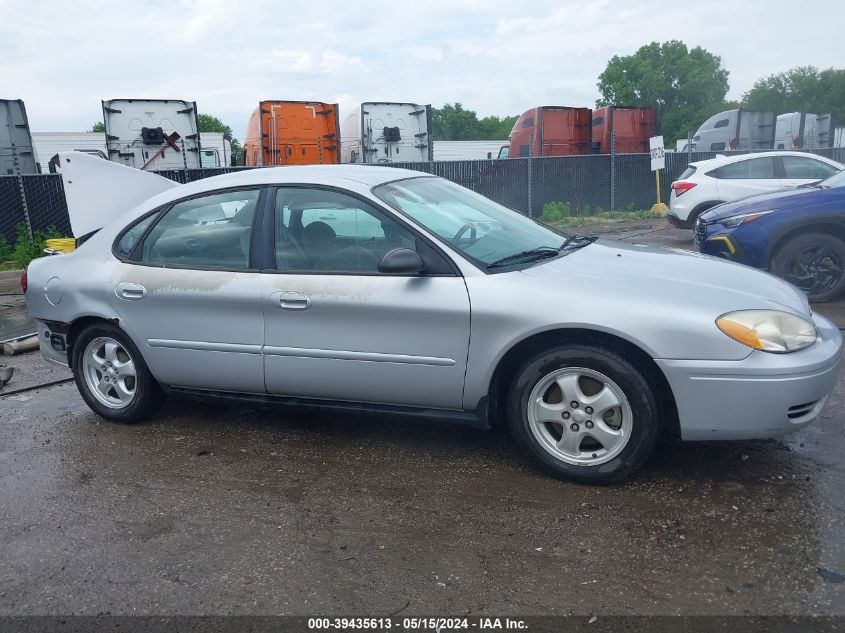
[696,169,845,301]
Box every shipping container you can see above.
[341,102,432,163]
[243,101,339,166]
[691,109,775,152]
[774,112,834,150]
[101,99,203,169]
[591,106,655,154]
[1,99,39,174]
[505,106,591,158]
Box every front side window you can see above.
[274,188,416,273]
[374,177,566,268]
[139,189,259,268]
[711,157,776,179]
[782,156,839,180]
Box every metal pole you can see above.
[655,169,661,205]
[687,130,692,161]
[10,141,34,240]
[610,130,616,211]
[527,132,533,217]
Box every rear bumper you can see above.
[656,312,842,440]
[668,211,694,229]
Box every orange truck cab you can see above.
[506,106,592,158]
[243,101,340,166]
[591,106,655,154]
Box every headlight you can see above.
[716,310,817,353]
[720,210,774,228]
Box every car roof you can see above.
[689,151,842,169]
[183,164,424,189]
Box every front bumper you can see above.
[656,312,842,441]
[694,222,752,266]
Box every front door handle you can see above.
[115,282,146,301]
[276,291,311,311]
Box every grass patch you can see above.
[538,201,662,227]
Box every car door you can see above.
[260,186,471,409]
[780,155,841,188]
[111,187,266,393]
[711,156,782,201]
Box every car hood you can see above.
[699,186,832,223]
[521,239,811,317]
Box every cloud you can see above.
[321,50,364,74]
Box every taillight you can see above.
[20,267,27,294]
[672,181,697,197]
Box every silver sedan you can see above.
[24,153,842,483]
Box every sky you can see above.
[3,0,844,140]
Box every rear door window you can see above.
[139,189,260,269]
[711,157,776,179]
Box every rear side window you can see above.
[710,142,726,151]
[678,166,697,180]
[116,213,159,258]
[521,117,534,128]
[139,189,260,269]
[592,116,604,126]
[714,119,730,129]
[710,157,776,180]
[782,156,839,180]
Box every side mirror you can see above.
[378,248,425,274]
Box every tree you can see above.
[597,40,730,143]
[197,113,242,165]
[742,66,845,125]
[89,122,105,133]
[431,104,516,140]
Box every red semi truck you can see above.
[591,106,655,154]
[502,106,592,158]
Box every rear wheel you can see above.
[771,232,845,302]
[72,323,164,423]
[507,343,661,484]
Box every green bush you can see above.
[0,234,12,263]
[9,223,62,269]
[540,201,572,222]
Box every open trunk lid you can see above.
[55,151,177,237]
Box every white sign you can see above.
[649,135,665,171]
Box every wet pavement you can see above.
[1,224,844,616]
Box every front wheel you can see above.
[507,343,661,484]
[72,323,164,423]
[771,232,845,302]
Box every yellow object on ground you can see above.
[45,238,76,253]
[650,202,669,216]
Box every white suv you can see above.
[667,151,843,228]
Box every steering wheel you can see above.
[452,223,479,246]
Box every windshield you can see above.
[373,177,568,267]
[820,168,845,188]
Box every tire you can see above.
[506,343,661,484]
[72,322,165,423]
[771,232,845,302]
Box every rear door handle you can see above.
[275,291,311,311]
[115,282,146,301]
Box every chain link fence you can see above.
[2,146,845,244]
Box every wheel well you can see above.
[768,223,845,266]
[65,316,118,368]
[690,201,722,220]
[487,328,679,437]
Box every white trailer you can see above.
[101,99,203,170]
[196,132,233,168]
[433,140,508,161]
[774,112,834,149]
[1,99,39,174]
[32,133,107,172]
[341,102,432,163]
